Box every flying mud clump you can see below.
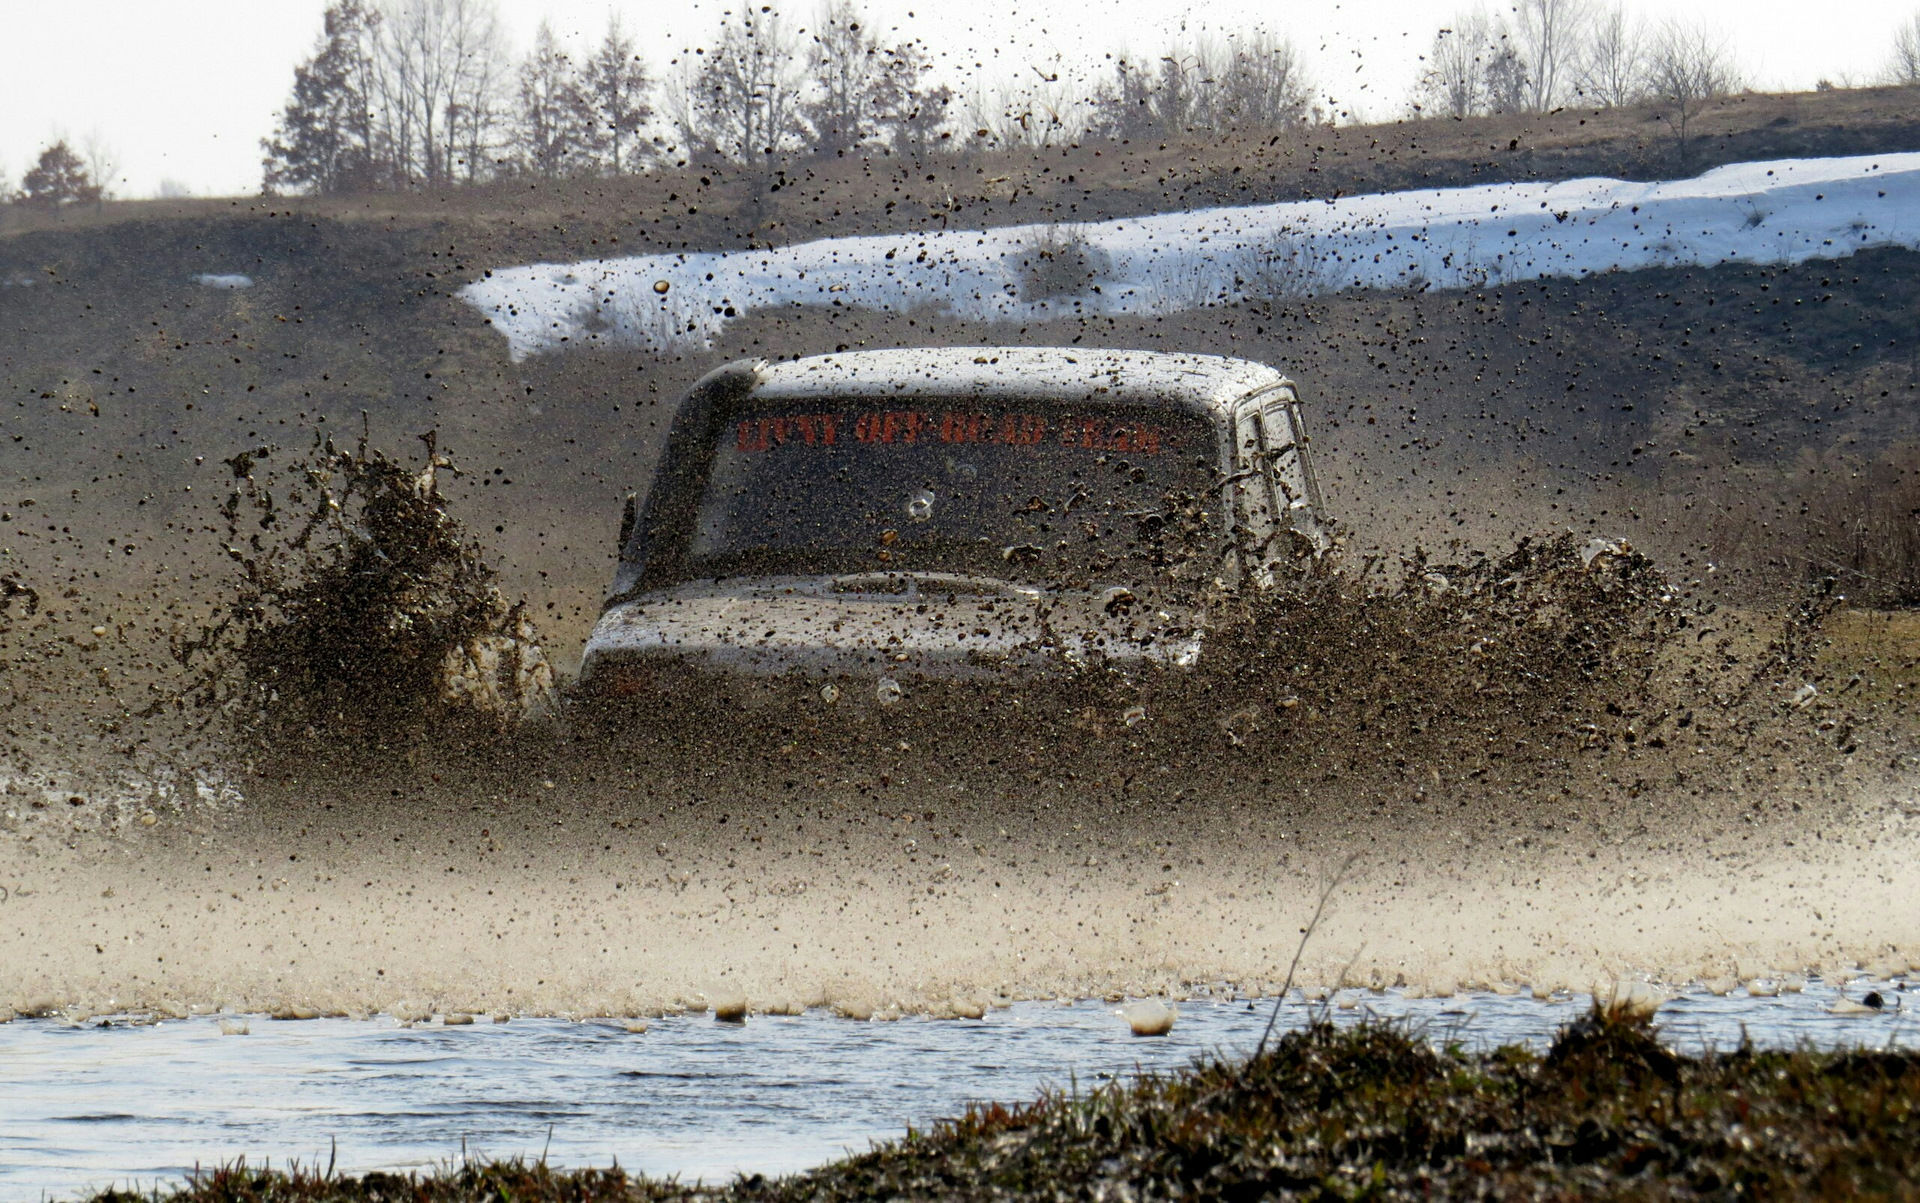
[172,429,553,749]
[1208,533,1678,755]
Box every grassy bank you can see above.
[87,1007,1920,1201]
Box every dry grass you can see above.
[1631,447,1920,609]
[1799,453,1920,608]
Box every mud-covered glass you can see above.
[687,399,1224,585]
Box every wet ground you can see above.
[6,981,1915,1201]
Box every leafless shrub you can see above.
[1643,20,1742,158]
[1576,2,1648,107]
[1016,224,1110,301]
[1888,12,1920,86]
[968,69,1090,150]
[1239,230,1335,307]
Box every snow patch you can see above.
[194,273,254,290]
[459,153,1920,360]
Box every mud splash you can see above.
[2,614,1912,1021]
[1,729,1914,1022]
[2,431,1914,1023]
[175,429,554,740]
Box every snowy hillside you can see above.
[460,153,1920,360]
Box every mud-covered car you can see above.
[579,348,1328,717]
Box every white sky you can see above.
[0,0,1912,198]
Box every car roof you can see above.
[743,348,1290,419]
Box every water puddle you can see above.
[4,982,1914,1200]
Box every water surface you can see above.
[3,982,1912,1201]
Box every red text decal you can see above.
[732,410,1169,454]
[736,413,840,451]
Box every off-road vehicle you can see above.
[580,348,1328,718]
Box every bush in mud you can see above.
[175,430,551,739]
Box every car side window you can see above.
[1232,406,1279,585]
[1257,390,1325,548]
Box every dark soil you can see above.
[84,1007,1920,1202]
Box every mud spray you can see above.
[3,432,1914,1023]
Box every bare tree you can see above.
[1644,19,1741,159]
[1090,53,1158,140]
[1888,12,1920,85]
[1215,31,1316,128]
[449,18,511,181]
[1576,2,1647,106]
[374,0,509,185]
[673,6,810,167]
[1482,26,1529,113]
[1413,12,1494,117]
[659,63,697,165]
[1153,46,1211,133]
[874,38,952,160]
[806,0,881,156]
[514,21,589,178]
[797,3,951,161]
[80,131,120,202]
[583,16,652,173]
[1092,30,1313,140]
[1511,0,1591,111]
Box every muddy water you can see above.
[5,984,1915,1201]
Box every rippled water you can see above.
[4,982,1913,1201]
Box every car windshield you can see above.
[685,398,1225,586]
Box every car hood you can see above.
[581,573,1205,681]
